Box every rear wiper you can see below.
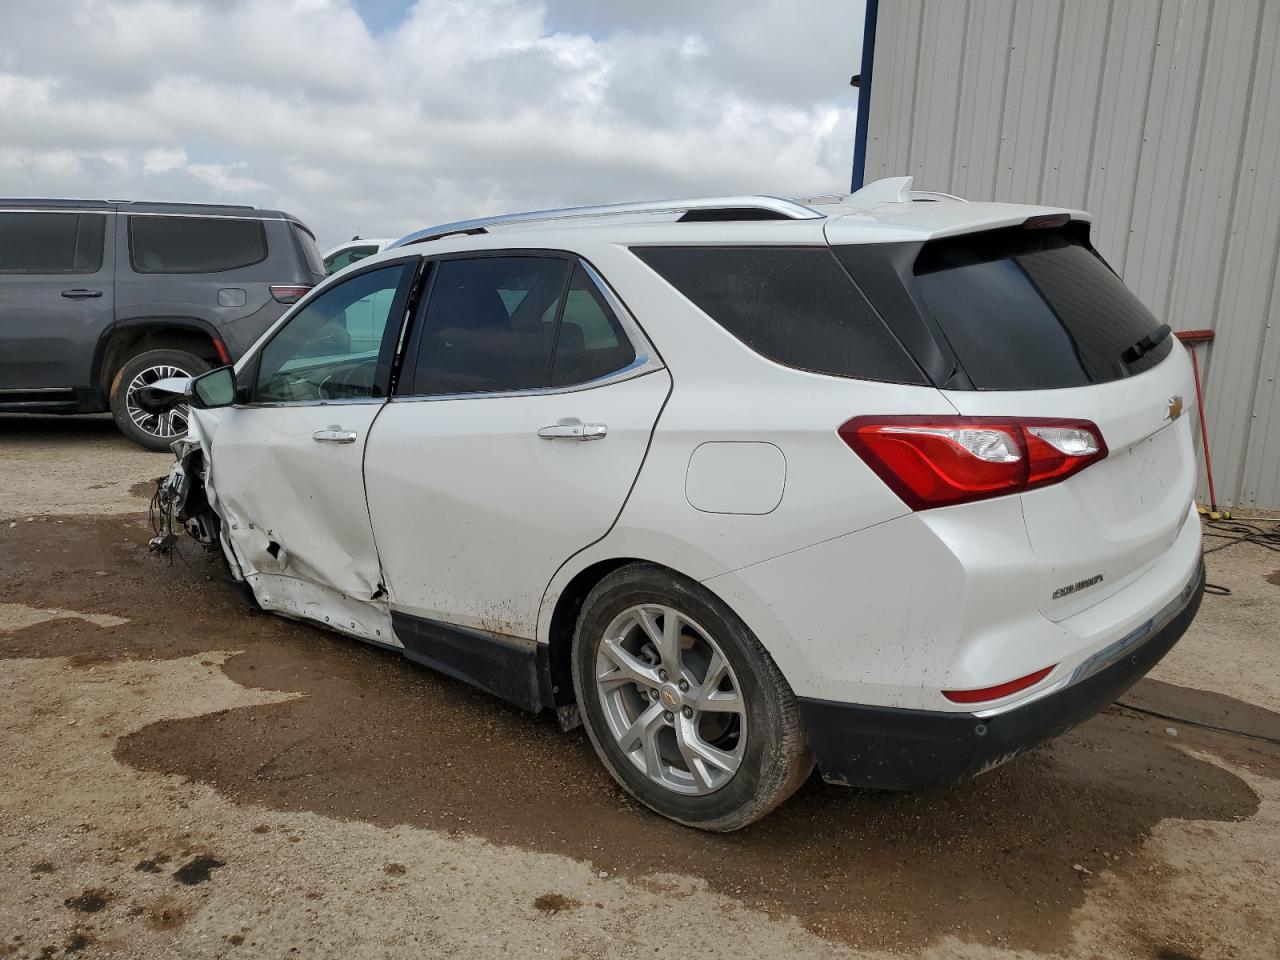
[1122,323,1171,364]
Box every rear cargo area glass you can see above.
[909,227,1172,390]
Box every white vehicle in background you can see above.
[322,236,394,274]
[156,177,1205,831]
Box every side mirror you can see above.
[190,365,238,409]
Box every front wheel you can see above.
[110,348,210,451]
[572,563,813,831]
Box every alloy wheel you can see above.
[125,364,192,442]
[594,603,747,795]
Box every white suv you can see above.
[162,177,1205,831]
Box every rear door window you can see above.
[908,226,1172,389]
[0,212,106,273]
[407,256,572,395]
[129,215,267,273]
[631,245,925,384]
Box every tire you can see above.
[110,348,210,451]
[572,562,813,831]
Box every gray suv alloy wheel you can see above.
[109,349,210,451]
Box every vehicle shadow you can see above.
[5,513,1276,953]
[0,413,120,442]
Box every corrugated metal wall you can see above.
[864,0,1280,509]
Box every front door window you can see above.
[254,263,411,403]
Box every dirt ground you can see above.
[2,414,1279,960]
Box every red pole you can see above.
[1175,329,1218,513]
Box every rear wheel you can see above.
[572,563,812,831]
[110,348,210,451]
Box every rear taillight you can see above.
[942,665,1056,704]
[838,416,1107,510]
[270,283,312,304]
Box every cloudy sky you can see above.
[0,0,865,249]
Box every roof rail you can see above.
[0,199,260,211]
[389,195,824,248]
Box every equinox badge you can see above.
[1053,573,1104,600]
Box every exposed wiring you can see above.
[1200,517,1280,555]
[147,476,187,566]
[1115,701,1280,747]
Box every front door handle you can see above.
[537,421,607,441]
[313,428,358,444]
[61,288,103,299]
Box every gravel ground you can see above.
[2,415,1279,960]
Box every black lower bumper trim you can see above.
[799,560,1206,790]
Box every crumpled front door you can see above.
[206,401,386,601]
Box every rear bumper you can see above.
[798,558,1205,790]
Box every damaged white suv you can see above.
[157,177,1205,831]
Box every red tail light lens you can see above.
[270,283,313,304]
[942,664,1056,704]
[839,416,1107,510]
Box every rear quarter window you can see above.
[129,215,267,274]
[630,245,925,385]
[908,226,1172,389]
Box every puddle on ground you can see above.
[5,514,1279,953]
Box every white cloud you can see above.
[0,0,863,248]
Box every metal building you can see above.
[853,0,1280,509]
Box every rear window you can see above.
[324,244,377,275]
[0,212,105,274]
[631,246,925,385]
[907,226,1171,389]
[129,215,267,273]
[292,222,327,278]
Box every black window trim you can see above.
[391,247,663,402]
[127,214,270,275]
[235,254,424,408]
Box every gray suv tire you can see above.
[110,348,210,451]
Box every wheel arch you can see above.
[543,557,637,707]
[540,550,755,709]
[95,317,228,392]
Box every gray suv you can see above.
[0,199,325,449]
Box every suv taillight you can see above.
[270,284,312,304]
[838,416,1107,510]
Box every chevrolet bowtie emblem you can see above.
[1166,395,1184,421]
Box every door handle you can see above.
[60,288,103,299]
[537,421,607,441]
[312,428,358,444]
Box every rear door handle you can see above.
[537,421,607,441]
[61,289,103,299]
[312,429,358,444]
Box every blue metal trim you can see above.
[851,0,880,191]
